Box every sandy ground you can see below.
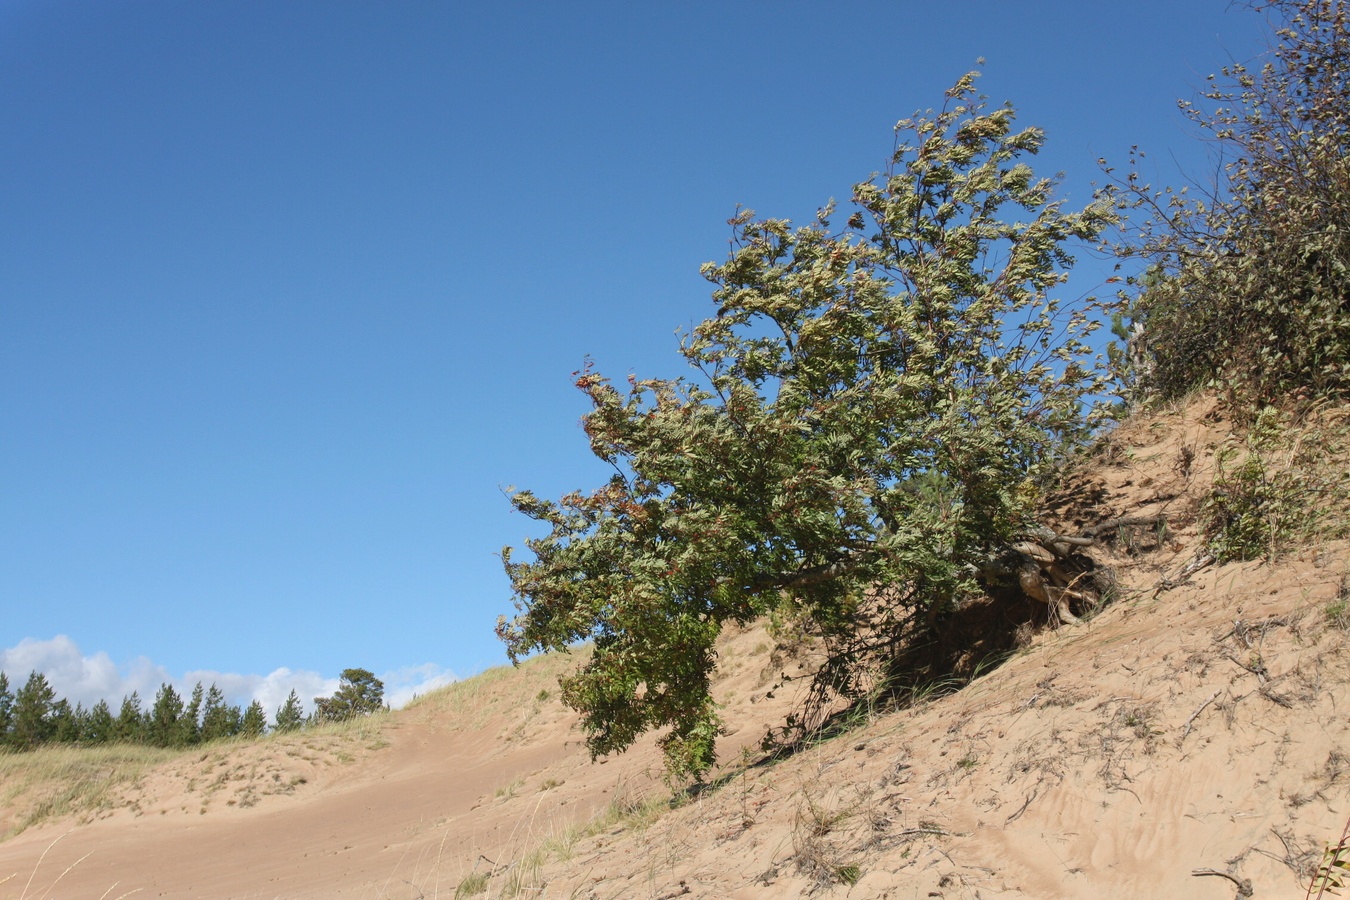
[3,395,1349,898]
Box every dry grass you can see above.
[449,780,669,900]
[0,831,144,900]
[0,709,401,842]
[0,745,181,839]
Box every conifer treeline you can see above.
[0,669,311,751]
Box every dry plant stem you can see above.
[19,830,68,900]
[41,850,94,898]
[1155,552,1215,597]
[1192,867,1254,897]
[1078,515,1167,539]
[896,827,963,839]
[1180,689,1224,741]
[100,889,143,900]
[1004,789,1039,825]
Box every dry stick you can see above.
[1078,515,1167,539]
[1181,689,1225,741]
[1005,788,1039,825]
[896,827,964,839]
[1155,551,1216,597]
[1191,867,1255,897]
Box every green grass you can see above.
[454,870,490,898]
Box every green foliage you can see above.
[275,689,306,732]
[114,691,146,743]
[84,700,114,745]
[240,699,267,737]
[500,73,1115,781]
[313,668,385,723]
[1202,406,1331,562]
[148,683,185,748]
[11,671,56,750]
[455,871,490,898]
[1111,0,1350,403]
[181,682,204,745]
[49,699,80,744]
[1309,817,1350,898]
[199,683,235,742]
[0,672,12,739]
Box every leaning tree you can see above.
[500,73,1117,782]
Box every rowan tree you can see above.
[499,74,1115,782]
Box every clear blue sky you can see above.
[1,1,1266,712]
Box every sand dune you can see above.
[3,396,1349,898]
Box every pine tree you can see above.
[240,700,267,737]
[50,699,81,743]
[148,683,185,747]
[114,692,146,743]
[313,669,384,723]
[199,684,233,742]
[223,704,243,737]
[274,689,305,733]
[0,672,13,741]
[180,682,204,745]
[11,671,56,749]
[85,699,114,745]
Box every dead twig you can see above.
[1079,515,1167,539]
[1191,867,1254,897]
[896,827,965,839]
[1155,551,1215,596]
[1260,684,1295,708]
[1004,789,1038,825]
[1181,688,1225,740]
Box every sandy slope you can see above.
[3,396,1349,899]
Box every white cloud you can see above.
[0,636,458,722]
[381,663,459,709]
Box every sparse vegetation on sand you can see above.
[0,745,178,838]
[0,709,394,841]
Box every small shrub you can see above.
[1111,0,1350,405]
[1202,408,1330,562]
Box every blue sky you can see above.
[1,1,1267,714]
